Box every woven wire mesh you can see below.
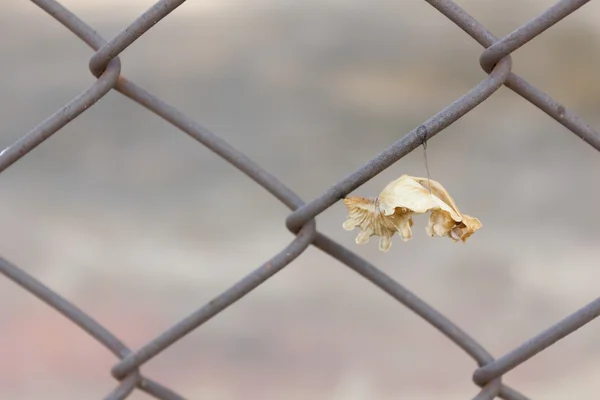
[3,0,600,399]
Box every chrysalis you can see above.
[342,174,482,252]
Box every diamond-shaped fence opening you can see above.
[2,0,600,399]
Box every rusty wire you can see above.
[2,0,600,399]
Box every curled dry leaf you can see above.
[342,174,482,252]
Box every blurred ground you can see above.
[2,0,600,399]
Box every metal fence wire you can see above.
[2,0,600,399]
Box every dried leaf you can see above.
[343,174,482,251]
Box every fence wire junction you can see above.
[3,0,600,399]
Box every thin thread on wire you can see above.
[417,125,432,193]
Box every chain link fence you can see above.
[2,0,600,399]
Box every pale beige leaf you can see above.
[378,175,461,221]
[342,174,482,251]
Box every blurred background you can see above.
[2,0,600,399]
